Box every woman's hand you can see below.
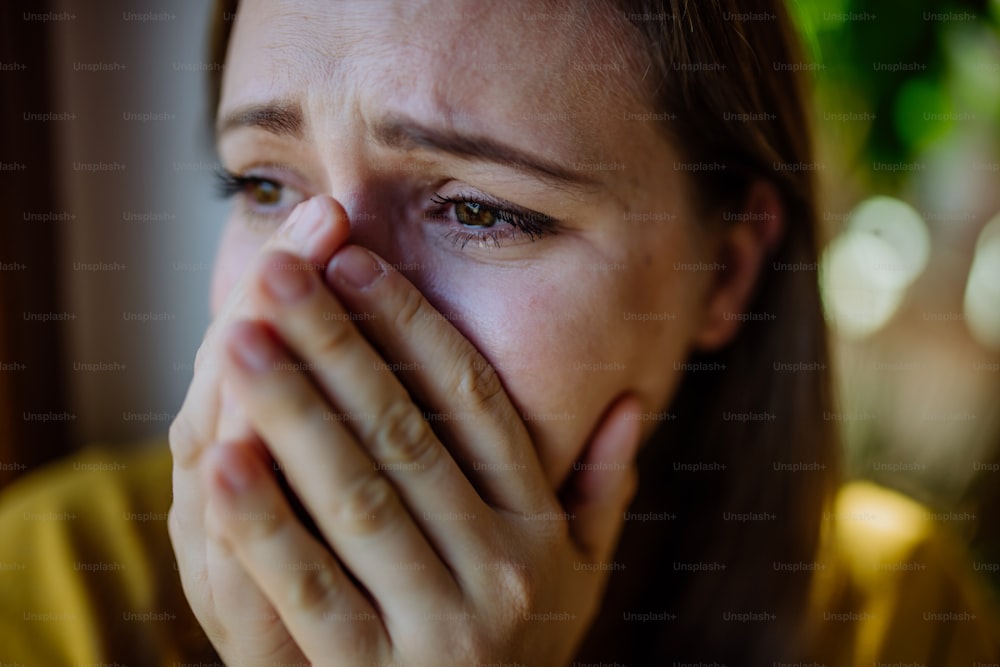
[171,196,644,666]
[169,196,352,663]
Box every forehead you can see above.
[222,0,645,161]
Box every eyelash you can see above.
[215,169,303,218]
[428,192,556,249]
[215,168,558,249]
[215,169,258,198]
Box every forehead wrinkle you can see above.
[238,0,383,100]
[567,4,650,109]
[225,0,654,206]
[385,15,595,157]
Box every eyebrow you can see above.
[217,103,304,138]
[217,102,599,189]
[370,115,598,188]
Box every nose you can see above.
[317,161,432,290]
[325,180,397,261]
[311,131,427,283]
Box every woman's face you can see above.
[213,0,717,488]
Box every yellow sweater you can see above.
[0,444,998,665]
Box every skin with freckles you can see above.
[169,0,783,663]
[211,0,725,489]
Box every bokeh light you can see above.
[821,196,931,339]
[965,212,1000,349]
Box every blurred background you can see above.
[1,0,227,478]
[0,0,998,588]
[788,0,1000,595]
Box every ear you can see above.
[692,180,785,351]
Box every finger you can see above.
[172,195,351,469]
[168,195,350,659]
[246,249,492,569]
[169,357,224,577]
[561,395,643,562]
[171,196,350,534]
[217,384,259,443]
[325,245,554,515]
[212,196,351,444]
[219,320,460,628]
[203,439,386,663]
[200,439,308,666]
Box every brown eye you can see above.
[455,202,497,228]
[249,179,282,206]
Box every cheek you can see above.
[420,239,697,486]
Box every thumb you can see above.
[563,394,643,561]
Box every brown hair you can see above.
[588,1,839,663]
[207,1,839,662]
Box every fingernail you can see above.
[217,446,256,494]
[288,198,326,247]
[263,259,313,302]
[228,324,276,372]
[331,246,385,290]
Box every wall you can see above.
[50,0,227,446]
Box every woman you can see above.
[1,0,997,664]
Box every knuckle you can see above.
[391,282,426,332]
[168,416,202,469]
[313,317,357,365]
[330,472,397,534]
[243,604,284,640]
[498,561,537,619]
[226,505,282,542]
[287,563,338,614]
[455,353,506,414]
[372,401,439,472]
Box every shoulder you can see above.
[806,480,1000,663]
[0,442,215,664]
[0,442,174,566]
[0,441,172,519]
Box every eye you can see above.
[454,201,497,228]
[246,179,282,206]
[428,192,558,249]
[215,168,306,220]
